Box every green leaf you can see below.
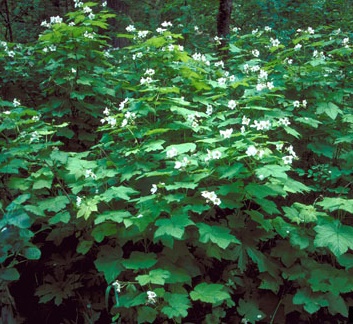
[37,196,70,213]
[94,245,124,283]
[91,223,117,242]
[197,223,240,249]
[23,246,41,260]
[317,197,353,213]
[316,102,342,120]
[314,220,353,256]
[293,288,328,314]
[190,283,230,303]
[255,164,289,180]
[137,306,158,324]
[237,298,266,323]
[0,268,20,281]
[76,240,93,255]
[155,214,194,240]
[100,186,138,202]
[49,211,71,224]
[122,252,157,270]
[164,143,196,155]
[136,269,171,286]
[162,293,191,319]
[77,198,98,220]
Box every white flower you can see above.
[220,128,233,139]
[147,291,157,303]
[174,161,183,169]
[102,1,107,7]
[85,169,97,179]
[228,100,237,110]
[50,16,63,24]
[212,150,222,159]
[32,116,40,122]
[138,30,149,38]
[251,120,271,131]
[83,6,92,13]
[218,77,227,86]
[71,68,76,73]
[264,26,272,32]
[151,184,158,194]
[76,196,82,207]
[145,68,155,76]
[41,20,50,28]
[342,37,349,45]
[256,83,266,91]
[286,145,297,157]
[246,145,257,156]
[13,98,21,107]
[302,99,307,107]
[112,281,121,292]
[137,214,143,218]
[293,100,300,108]
[270,38,280,47]
[252,49,260,57]
[215,60,224,68]
[279,117,290,126]
[7,51,15,57]
[88,12,95,20]
[276,143,283,151]
[242,116,251,126]
[119,98,129,110]
[161,21,172,27]
[156,27,166,33]
[307,27,315,34]
[121,119,128,127]
[267,81,274,90]
[206,104,213,116]
[49,45,56,51]
[240,126,246,134]
[229,75,235,82]
[126,25,136,32]
[282,155,293,165]
[259,69,268,80]
[294,43,302,51]
[201,191,221,205]
[167,147,178,158]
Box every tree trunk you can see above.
[107,0,130,48]
[217,0,232,59]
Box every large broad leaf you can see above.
[197,223,240,249]
[293,288,328,314]
[162,293,191,319]
[154,214,194,240]
[237,298,266,323]
[314,220,353,256]
[317,197,353,214]
[136,269,171,286]
[94,245,124,283]
[190,283,230,303]
[122,252,157,270]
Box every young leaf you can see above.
[197,223,240,249]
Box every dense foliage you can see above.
[1,1,353,323]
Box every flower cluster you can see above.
[293,100,307,108]
[205,149,222,162]
[121,111,136,127]
[250,119,271,131]
[83,6,95,20]
[85,169,97,180]
[41,16,63,28]
[147,291,157,304]
[282,145,297,165]
[187,113,201,129]
[201,191,221,206]
[192,52,210,65]
[220,128,233,139]
[175,157,190,169]
[246,145,265,158]
[100,107,116,127]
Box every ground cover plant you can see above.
[1,1,353,323]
